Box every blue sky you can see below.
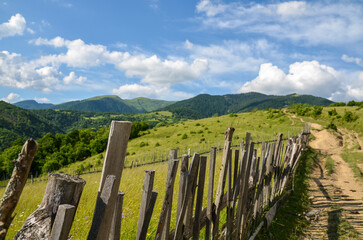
[1,0,363,103]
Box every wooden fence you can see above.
[0,120,310,239]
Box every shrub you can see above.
[139,142,149,147]
[343,110,358,122]
[326,121,337,131]
[328,108,338,116]
[181,133,188,139]
[155,142,160,147]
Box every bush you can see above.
[139,142,149,147]
[181,133,188,139]
[42,160,61,173]
[326,121,337,131]
[343,110,358,122]
[328,108,338,116]
[155,142,160,147]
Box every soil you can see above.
[303,123,363,239]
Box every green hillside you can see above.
[163,92,333,119]
[124,97,175,112]
[51,95,139,113]
[0,101,62,151]
[14,100,54,109]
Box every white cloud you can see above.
[31,37,208,85]
[34,97,51,103]
[0,51,61,92]
[112,83,193,100]
[1,93,20,103]
[63,72,86,84]
[0,14,26,39]
[196,1,363,45]
[239,61,344,99]
[342,54,363,67]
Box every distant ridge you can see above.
[162,92,333,119]
[14,95,175,113]
[14,100,54,109]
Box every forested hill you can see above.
[51,95,138,113]
[0,101,62,151]
[14,95,175,113]
[162,92,333,119]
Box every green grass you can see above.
[327,205,360,240]
[340,151,363,182]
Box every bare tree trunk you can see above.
[0,139,38,240]
[14,173,86,240]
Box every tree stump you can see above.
[13,173,86,240]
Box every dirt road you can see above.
[304,123,363,239]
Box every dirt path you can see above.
[304,123,363,239]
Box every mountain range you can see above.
[14,93,332,117]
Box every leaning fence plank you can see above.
[0,139,38,240]
[108,191,125,240]
[91,121,131,239]
[193,156,207,240]
[214,127,234,238]
[88,175,117,240]
[50,204,76,240]
[176,155,189,222]
[155,159,179,240]
[226,149,233,240]
[174,153,200,240]
[206,147,217,240]
[136,170,155,240]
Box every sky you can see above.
[0,0,363,104]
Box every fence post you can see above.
[89,121,131,240]
[108,191,125,240]
[214,127,234,238]
[155,158,179,240]
[136,170,156,240]
[50,204,76,240]
[176,155,189,221]
[206,147,216,240]
[0,139,38,240]
[192,156,207,240]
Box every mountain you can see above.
[124,97,175,112]
[14,95,175,114]
[0,101,62,151]
[162,92,333,119]
[51,95,138,113]
[14,100,54,109]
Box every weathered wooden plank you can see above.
[136,170,155,240]
[88,175,117,240]
[233,149,239,194]
[143,190,158,238]
[0,139,38,240]
[155,159,179,240]
[108,191,125,240]
[206,147,216,240]
[15,173,86,240]
[226,149,233,240]
[93,121,131,239]
[193,156,207,240]
[174,153,200,240]
[214,127,234,238]
[50,204,76,240]
[176,155,189,222]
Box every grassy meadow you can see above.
[1,106,362,239]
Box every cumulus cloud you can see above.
[31,36,208,85]
[239,61,344,99]
[63,72,86,84]
[342,54,363,67]
[0,14,26,39]
[196,0,363,45]
[112,83,193,100]
[0,51,61,92]
[1,93,21,103]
